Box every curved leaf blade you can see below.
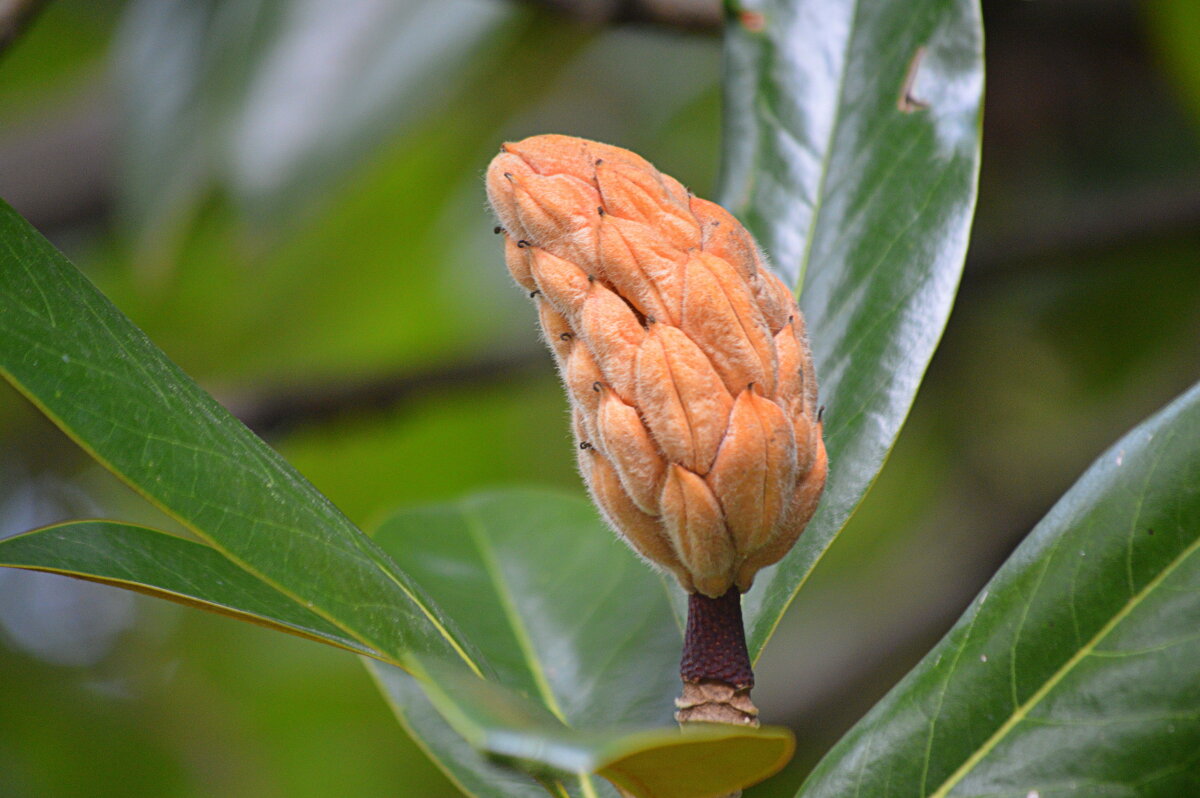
[596,727,794,798]
[372,660,795,798]
[383,657,795,798]
[798,381,1200,797]
[0,521,379,659]
[0,519,595,796]
[0,198,472,672]
[366,490,795,798]
[370,490,681,729]
[366,666,554,798]
[0,499,795,797]
[718,0,985,656]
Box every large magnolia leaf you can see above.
[367,491,795,798]
[376,661,795,798]
[0,520,565,795]
[0,198,471,674]
[0,521,377,658]
[718,0,985,656]
[0,509,794,798]
[797,380,1200,797]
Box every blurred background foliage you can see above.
[0,0,1197,796]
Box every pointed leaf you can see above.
[378,658,794,798]
[0,198,473,673]
[0,498,795,798]
[366,490,796,798]
[0,519,584,795]
[798,381,1200,797]
[0,521,378,659]
[718,0,984,655]
[366,666,553,798]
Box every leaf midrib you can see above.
[460,504,567,720]
[926,523,1200,797]
[458,504,603,798]
[792,0,862,299]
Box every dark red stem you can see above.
[680,588,753,688]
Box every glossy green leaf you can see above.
[0,498,794,798]
[0,518,569,795]
[377,659,794,798]
[0,198,471,672]
[0,518,561,794]
[797,380,1200,797]
[366,490,795,798]
[0,521,377,658]
[718,0,985,657]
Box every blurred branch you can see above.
[228,350,550,438]
[969,175,1200,277]
[511,0,722,31]
[0,0,50,58]
[229,166,1200,436]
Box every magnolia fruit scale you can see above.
[487,134,826,599]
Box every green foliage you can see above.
[2,1,1198,797]
[104,0,591,387]
[365,493,793,798]
[1147,0,1200,130]
[0,521,376,657]
[0,201,793,797]
[798,382,1200,796]
[0,504,793,798]
[0,200,468,669]
[718,0,984,657]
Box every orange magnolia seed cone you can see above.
[487,134,826,599]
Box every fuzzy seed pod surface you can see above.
[487,134,827,598]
